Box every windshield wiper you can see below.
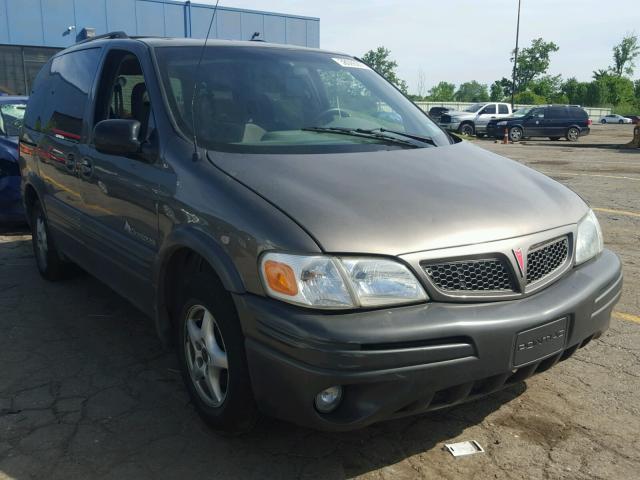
[302,126,419,148]
[365,128,436,146]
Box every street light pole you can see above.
[511,0,521,109]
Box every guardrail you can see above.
[414,101,613,121]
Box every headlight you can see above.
[496,121,507,126]
[260,253,428,309]
[575,210,603,265]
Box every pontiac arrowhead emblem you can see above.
[513,248,525,277]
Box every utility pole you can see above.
[511,0,522,109]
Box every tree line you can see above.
[362,34,640,115]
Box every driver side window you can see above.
[480,104,496,115]
[94,50,153,143]
[530,108,545,118]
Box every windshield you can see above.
[0,103,26,136]
[154,46,451,153]
[463,103,484,113]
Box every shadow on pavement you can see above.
[0,222,30,236]
[0,236,526,479]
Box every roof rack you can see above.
[76,31,129,45]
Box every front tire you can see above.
[459,123,475,136]
[509,126,523,142]
[30,201,72,281]
[618,119,624,124]
[176,272,258,434]
[566,127,580,142]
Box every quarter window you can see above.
[498,104,509,114]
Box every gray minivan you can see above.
[19,34,622,432]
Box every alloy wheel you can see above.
[184,304,229,407]
[509,127,523,142]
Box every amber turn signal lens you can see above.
[264,260,298,296]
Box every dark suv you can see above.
[487,105,591,142]
[19,34,622,432]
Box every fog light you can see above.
[314,386,343,413]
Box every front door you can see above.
[522,108,546,136]
[475,103,497,132]
[75,48,162,312]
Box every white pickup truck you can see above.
[438,102,512,136]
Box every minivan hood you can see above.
[209,142,588,255]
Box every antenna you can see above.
[190,0,220,162]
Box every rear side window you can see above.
[23,60,52,131]
[547,107,568,119]
[498,104,509,114]
[24,48,101,141]
[571,107,588,119]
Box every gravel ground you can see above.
[0,124,638,479]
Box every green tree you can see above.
[583,80,608,106]
[512,38,559,93]
[599,74,635,105]
[529,74,566,103]
[561,77,589,105]
[427,81,456,101]
[514,91,546,105]
[611,33,640,77]
[454,81,489,102]
[361,46,408,93]
[489,81,504,101]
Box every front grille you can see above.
[423,259,514,292]
[526,237,569,284]
[440,114,451,123]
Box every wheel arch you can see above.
[22,182,41,225]
[153,227,246,346]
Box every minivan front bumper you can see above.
[234,249,622,431]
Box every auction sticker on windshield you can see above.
[332,57,370,69]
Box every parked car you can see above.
[428,106,451,122]
[439,102,512,136]
[0,96,27,222]
[20,34,622,433]
[600,114,632,124]
[487,105,591,142]
[624,115,640,124]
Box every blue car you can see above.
[0,96,27,222]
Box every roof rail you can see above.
[76,31,129,45]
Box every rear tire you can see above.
[566,127,580,142]
[601,119,606,124]
[176,272,258,434]
[30,201,72,281]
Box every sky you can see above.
[196,0,640,94]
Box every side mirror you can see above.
[93,119,141,155]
